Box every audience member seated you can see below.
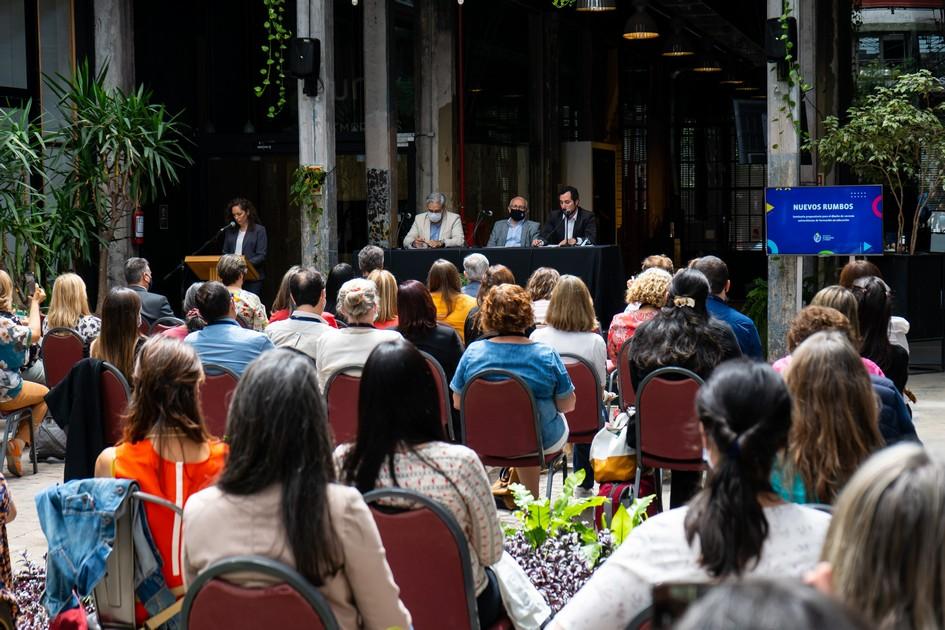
[810,285,863,343]
[530,275,606,493]
[43,273,100,344]
[811,443,945,629]
[395,280,464,381]
[451,284,574,498]
[184,281,274,376]
[0,273,47,477]
[358,244,385,277]
[265,267,336,359]
[124,257,174,326]
[183,349,411,629]
[268,265,300,324]
[314,278,401,392]
[839,259,910,353]
[217,254,267,331]
[462,253,489,298]
[627,268,740,507]
[464,264,516,345]
[852,276,909,394]
[404,192,465,249]
[368,269,399,329]
[162,282,204,341]
[325,262,356,325]
[95,337,227,624]
[428,259,477,343]
[607,267,670,364]
[640,253,674,274]
[772,331,883,504]
[675,579,868,630]
[550,360,831,629]
[770,306,915,445]
[526,267,560,326]
[691,256,763,359]
[337,339,504,627]
[90,287,146,383]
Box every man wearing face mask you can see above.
[533,186,598,247]
[124,257,175,326]
[403,192,466,249]
[486,196,541,247]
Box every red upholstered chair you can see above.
[560,354,603,446]
[633,367,706,510]
[616,339,636,412]
[100,362,131,446]
[364,488,513,630]
[459,369,565,499]
[41,327,85,390]
[324,366,362,446]
[199,364,239,438]
[149,316,185,336]
[419,350,453,439]
[138,320,151,336]
[181,555,340,630]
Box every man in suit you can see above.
[486,196,541,247]
[533,185,598,246]
[124,257,175,325]
[403,192,465,248]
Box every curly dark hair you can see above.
[480,283,533,335]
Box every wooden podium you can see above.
[185,256,259,282]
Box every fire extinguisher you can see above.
[132,207,145,246]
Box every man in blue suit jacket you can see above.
[184,282,274,375]
[486,196,541,247]
[692,256,763,360]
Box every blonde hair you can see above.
[526,267,560,301]
[641,254,673,273]
[823,444,945,629]
[625,267,671,306]
[784,331,883,503]
[337,278,378,323]
[0,270,13,313]
[47,273,93,329]
[368,269,398,322]
[811,285,860,344]
[545,275,596,332]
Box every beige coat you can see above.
[403,211,465,248]
[183,483,411,630]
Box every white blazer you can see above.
[403,211,466,248]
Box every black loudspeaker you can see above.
[288,38,320,96]
[765,17,797,62]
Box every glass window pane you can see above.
[0,0,28,89]
[39,0,74,132]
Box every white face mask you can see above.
[428,212,443,223]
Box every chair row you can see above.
[97,484,510,630]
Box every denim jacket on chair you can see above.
[36,478,178,626]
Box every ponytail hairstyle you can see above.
[684,359,793,577]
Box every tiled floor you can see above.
[6,372,945,567]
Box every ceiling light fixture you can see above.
[661,21,695,57]
[623,1,660,40]
[576,0,616,11]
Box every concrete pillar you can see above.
[94,0,134,296]
[364,0,397,246]
[417,0,455,212]
[298,0,338,273]
[766,0,805,359]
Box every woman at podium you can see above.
[222,198,268,296]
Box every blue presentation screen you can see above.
[765,185,883,256]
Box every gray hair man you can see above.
[462,253,489,298]
[403,192,466,249]
[358,245,385,277]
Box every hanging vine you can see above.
[254,0,292,118]
[777,1,811,134]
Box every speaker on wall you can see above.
[288,38,320,96]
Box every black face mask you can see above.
[510,210,526,222]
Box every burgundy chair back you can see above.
[561,354,602,443]
[100,363,131,446]
[419,351,452,438]
[460,370,551,467]
[41,327,85,390]
[150,316,185,336]
[364,489,478,630]
[325,366,362,446]
[182,555,339,630]
[617,339,635,411]
[138,320,151,336]
[199,364,239,438]
[635,367,705,470]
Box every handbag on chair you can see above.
[491,467,520,510]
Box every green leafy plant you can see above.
[48,61,193,310]
[254,0,292,119]
[289,164,327,224]
[809,69,945,254]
